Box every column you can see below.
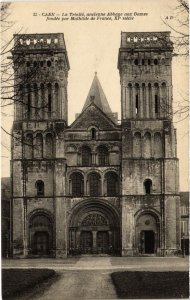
[159,86,164,118]
[151,85,155,118]
[59,84,64,119]
[54,161,67,258]
[19,86,24,120]
[132,85,136,118]
[60,83,67,122]
[167,85,172,118]
[52,85,55,118]
[77,153,81,166]
[34,84,38,119]
[55,83,60,119]
[76,230,81,250]
[39,85,44,119]
[158,87,161,118]
[30,85,34,119]
[48,84,52,119]
[122,202,134,256]
[69,229,72,252]
[23,199,28,257]
[74,229,77,251]
[108,231,112,247]
[92,152,96,165]
[92,231,97,253]
[23,85,27,119]
[44,86,48,119]
[126,86,130,118]
[122,85,126,119]
[64,85,68,124]
[139,86,143,118]
[165,196,179,254]
[150,133,154,157]
[15,87,20,120]
[145,84,149,118]
[86,179,89,196]
[102,178,105,196]
[70,228,77,254]
[69,179,71,195]
[13,198,25,257]
[84,174,87,195]
[124,87,127,119]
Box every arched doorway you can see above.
[135,212,160,255]
[69,200,120,255]
[28,212,53,257]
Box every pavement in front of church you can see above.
[2,257,189,300]
[2,256,189,271]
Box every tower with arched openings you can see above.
[118,32,180,255]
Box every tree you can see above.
[161,0,189,122]
[164,0,189,58]
[1,3,51,160]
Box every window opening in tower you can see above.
[136,94,139,115]
[155,95,158,114]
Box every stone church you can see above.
[11,31,180,258]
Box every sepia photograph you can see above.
[1,0,189,299]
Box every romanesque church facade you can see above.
[11,32,180,257]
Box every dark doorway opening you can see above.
[181,238,189,255]
[97,231,109,253]
[34,231,50,255]
[144,230,155,254]
[80,231,93,254]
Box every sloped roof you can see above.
[70,102,119,130]
[81,73,112,115]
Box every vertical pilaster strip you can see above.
[124,86,127,119]
[44,85,48,120]
[122,85,125,119]
[168,85,172,118]
[151,85,155,118]
[145,84,149,118]
[60,84,64,120]
[126,86,129,118]
[166,85,170,118]
[139,86,143,118]
[132,85,136,118]
[30,84,34,119]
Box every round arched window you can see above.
[91,128,96,140]
[35,180,44,196]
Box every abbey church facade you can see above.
[11,32,180,258]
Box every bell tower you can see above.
[11,34,70,258]
[118,32,180,256]
[13,33,69,123]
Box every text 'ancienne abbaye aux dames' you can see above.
[11,32,180,258]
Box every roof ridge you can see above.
[81,73,112,114]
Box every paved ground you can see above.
[2,257,189,300]
[2,256,189,271]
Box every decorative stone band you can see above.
[120,31,173,49]
[13,33,66,50]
